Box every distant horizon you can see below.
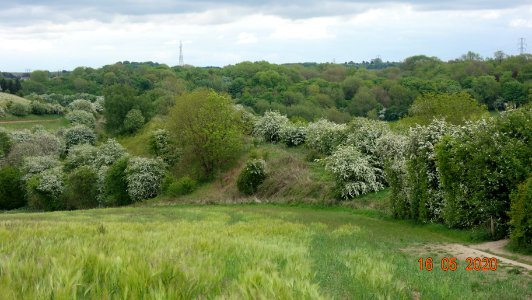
[3,51,530,73]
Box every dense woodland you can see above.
[1,52,531,124]
[0,52,531,251]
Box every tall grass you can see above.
[0,206,529,299]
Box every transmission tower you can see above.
[518,37,527,55]
[179,40,184,66]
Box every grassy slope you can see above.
[0,92,30,108]
[0,205,529,299]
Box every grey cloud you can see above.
[1,0,530,26]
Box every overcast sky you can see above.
[0,0,531,71]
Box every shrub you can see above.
[123,109,145,133]
[404,119,457,223]
[64,144,97,171]
[126,157,166,201]
[509,177,532,251]
[253,111,289,143]
[280,124,306,147]
[26,167,65,211]
[93,139,127,168]
[66,110,96,128]
[148,129,179,165]
[167,176,198,197]
[21,156,61,181]
[6,129,63,166]
[376,133,409,218]
[103,157,132,206]
[64,125,96,149]
[63,166,99,210]
[93,96,105,113]
[324,145,383,199]
[0,107,5,117]
[68,99,94,113]
[237,159,267,195]
[306,119,347,155]
[0,129,12,158]
[344,118,390,183]
[30,101,51,115]
[0,166,25,210]
[8,102,30,116]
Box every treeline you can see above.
[0,78,22,95]
[7,52,531,123]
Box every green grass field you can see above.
[0,205,529,299]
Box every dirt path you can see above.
[0,119,60,124]
[430,242,532,271]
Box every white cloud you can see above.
[237,32,258,44]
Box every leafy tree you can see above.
[168,90,243,178]
[103,84,152,133]
[509,177,532,251]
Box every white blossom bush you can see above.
[93,96,104,113]
[25,166,65,211]
[306,119,347,155]
[280,124,307,147]
[126,157,166,201]
[64,125,96,149]
[93,139,127,168]
[0,107,6,117]
[66,110,96,128]
[253,111,289,143]
[324,145,383,199]
[7,130,63,165]
[64,144,97,171]
[21,156,61,181]
[344,118,390,183]
[148,129,179,165]
[376,133,410,218]
[234,104,258,135]
[68,99,94,113]
[237,159,267,195]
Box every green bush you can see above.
[0,129,12,158]
[63,166,99,210]
[436,107,531,235]
[123,109,145,133]
[103,157,132,206]
[30,101,51,115]
[66,110,96,128]
[237,159,267,195]
[167,176,197,197]
[509,177,532,252]
[0,167,25,210]
[8,102,30,116]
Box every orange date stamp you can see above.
[418,257,498,271]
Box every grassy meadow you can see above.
[0,114,69,131]
[0,205,529,299]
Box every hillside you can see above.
[0,92,30,108]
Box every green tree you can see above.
[168,90,243,178]
[407,92,487,125]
